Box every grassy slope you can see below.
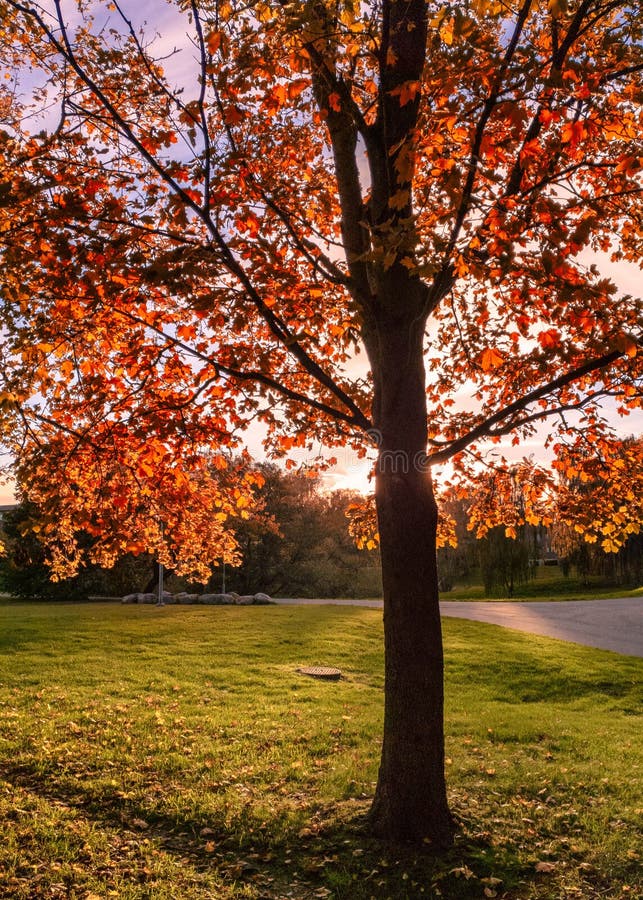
[0,602,640,899]
[440,566,643,601]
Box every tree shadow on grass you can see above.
[0,758,573,900]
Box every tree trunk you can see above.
[367,319,455,846]
[142,559,162,594]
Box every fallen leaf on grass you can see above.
[535,861,557,873]
[450,865,476,879]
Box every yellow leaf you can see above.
[474,0,503,13]
[441,19,454,45]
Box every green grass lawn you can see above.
[440,567,643,601]
[0,603,640,899]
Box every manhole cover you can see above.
[298,666,342,681]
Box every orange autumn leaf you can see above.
[391,80,420,107]
[614,334,638,358]
[538,329,562,350]
[206,30,222,55]
[480,347,504,372]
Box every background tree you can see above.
[223,465,381,598]
[0,501,153,598]
[1,0,641,844]
[478,525,533,597]
[550,436,643,583]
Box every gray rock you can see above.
[236,595,255,605]
[253,592,272,605]
[123,591,177,604]
[200,593,235,605]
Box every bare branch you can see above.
[189,1,213,209]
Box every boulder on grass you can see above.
[200,593,235,605]
[235,595,255,605]
[122,593,139,604]
[253,592,272,605]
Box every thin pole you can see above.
[157,521,165,606]
[157,559,164,606]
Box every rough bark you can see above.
[366,316,455,846]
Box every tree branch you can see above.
[443,0,534,257]
[190,1,213,210]
[10,0,369,433]
[426,349,625,465]
[112,306,372,431]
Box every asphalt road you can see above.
[274,597,643,657]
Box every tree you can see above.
[0,500,153,598]
[479,525,532,596]
[224,465,381,597]
[435,495,477,590]
[550,435,643,580]
[552,436,643,553]
[1,0,641,844]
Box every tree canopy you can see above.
[0,0,640,573]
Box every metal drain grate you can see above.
[298,666,342,681]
